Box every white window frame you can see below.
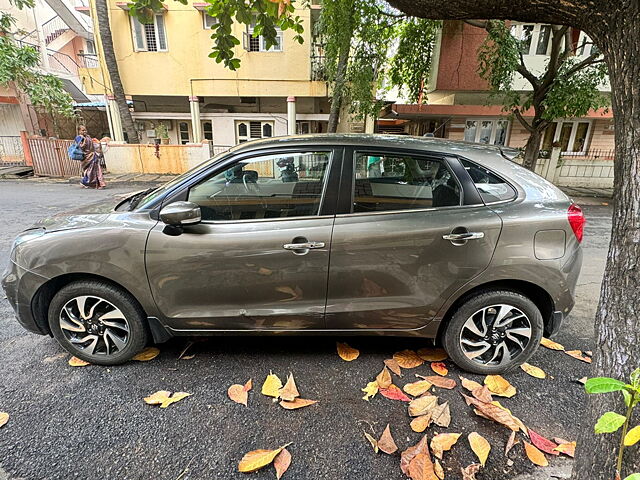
[244,22,283,52]
[464,118,511,146]
[178,121,191,144]
[576,31,601,58]
[203,13,217,29]
[131,14,168,52]
[510,23,555,56]
[544,119,593,155]
[235,120,274,144]
[202,120,213,141]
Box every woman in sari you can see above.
[75,125,106,189]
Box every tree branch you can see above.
[513,108,534,133]
[564,52,602,76]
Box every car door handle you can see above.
[283,241,325,250]
[442,232,484,241]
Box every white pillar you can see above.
[365,114,376,134]
[544,146,562,183]
[107,95,124,142]
[189,96,202,143]
[287,96,297,135]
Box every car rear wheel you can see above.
[48,280,148,365]
[443,290,543,374]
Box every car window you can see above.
[352,152,461,213]
[187,151,331,221]
[460,159,517,203]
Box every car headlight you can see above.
[10,229,46,260]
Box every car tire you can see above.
[443,290,543,374]
[48,280,148,366]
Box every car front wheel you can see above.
[443,290,543,374]
[48,280,148,365]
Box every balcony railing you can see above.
[43,16,69,45]
[77,53,99,68]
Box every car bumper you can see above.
[1,260,50,335]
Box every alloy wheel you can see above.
[459,304,532,367]
[58,295,130,356]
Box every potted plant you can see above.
[155,123,170,145]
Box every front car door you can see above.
[145,147,340,332]
[325,148,503,332]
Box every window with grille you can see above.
[131,15,167,52]
[509,24,555,56]
[244,20,283,52]
[236,121,274,144]
[203,14,217,29]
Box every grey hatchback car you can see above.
[2,134,584,373]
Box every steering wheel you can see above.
[242,173,261,194]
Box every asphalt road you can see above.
[0,180,611,480]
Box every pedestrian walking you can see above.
[74,125,106,189]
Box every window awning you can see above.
[192,3,208,11]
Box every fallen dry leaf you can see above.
[262,371,283,398]
[279,398,317,410]
[275,286,303,302]
[540,337,565,351]
[362,381,378,401]
[394,349,424,369]
[528,429,559,455]
[523,441,549,466]
[471,386,493,403]
[431,362,449,377]
[376,366,392,389]
[417,347,448,362]
[401,435,429,475]
[565,350,592,363]
[484,375,517,398]
[461,394,522,431]
[384,358,403,376]
[460,464,481,480]
[68,356,90,367]
[408,453,438,480]
[144,390,191,408]
[0,412,8,428]
[132,347,160,361]
[505,431,519,456]
[378,424,398,454]
[410,414,432,433]
[520,363,546,379]
[403,380,432,397]
[417,375,456,390]
[257,267,273,276]
[460,376,483,392]
[409,395,439,417]
[337,342,359,362]
[434,459,445,480]
[431,402,451,428]
[553,441,576,457]
[379,384,411,402]
[577,377,588,385]
[238,444,290,473]
[468,432,491,467]
[274,448,292,479]
[430,433,461,459]
[364,432,379,453]
[278,373,300,401]
[228,384,249,406]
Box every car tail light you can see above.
[568,204,585,243]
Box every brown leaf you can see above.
[505,431,519,456]
[379,384,411,402]
[540,337,565,350]
[528,429,559,455]
[417,375,456,390]
[468,432,491,467]
[408,453,439,480]
[523,441,549,466]
[410,414,432,433]
[0,412,8,428]
[484,375,517,398]
[430,362,449,376]
[384,358,403,376]
[520,363,547,379]
[378,424,398,454]
[274,448,292,479]
[459,376,483,392]
[471,386,493,403]
[553,441,576,457]
[401,435,430,475]
[461,394,521,431]
[228,384,249,406]
[376,366,392,389]
[460,464,481,480]
[431,402,451,428]
[337,342,359,362]
[238,444,290,473]
[430,433,461,459]
[408,395,439,417]
[278,373,300,401]
[565,350,592,363]
[279,398,317,410]
[417,348,448,362]
[364,432,379,453]
[394,349,424,369]
[257,267,273,276]
[244,379,253,392]
[132,347,160,361]
[403,380,432,397]
[68,356,90,367]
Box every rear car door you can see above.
[145,148,341,332]
[325,148,503,331]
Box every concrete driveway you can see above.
[0,180,611,480]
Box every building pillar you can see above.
[544,146,562,184]
[107,95,124,142]
[364,114,376,134]
[287,96,297,135]
[189,96,202,143]
[19,131,33,166]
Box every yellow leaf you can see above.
[376,366,392,389]
[278,373,300,401]
[410,414,432,433]
[417,347,448,362]
[408,395,438,417]
[238,445,289,473]
[228,384,249,406]
[0,412,8,428]
[132,347,160,361]
[393,349,424,369]
[274,448,292,480]
[540,337,565,351]
[68,356,90,367]
[624,425,640,446]
[279,398,317,410]
[430,433,461,459]
[261,371,283,398]
[337,342,360,361]
[362,381,379,401]
[431,362,449,377]
[468,432,491,467]
[524,441,549,466]
[459,376,483,392]
[364,432,379,453]
[520,363,546,379]
[143,390,191,408]
[403,380,432,397]
[553,441,576,457]
[160,392,190,408]
[484,375,517,398]
[434,459,445,480]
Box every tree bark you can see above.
[327,46,349,133]
[95,0,139,143]
[521,127,543,171]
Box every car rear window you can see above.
[460,159,517,203]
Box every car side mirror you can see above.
[160,201,201,227]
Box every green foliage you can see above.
[595,412,627,434]
[585,377,628,394]
[625,474,640,480]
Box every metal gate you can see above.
[28,137,82,177]
[0,136,26,167]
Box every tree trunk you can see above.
[94,0,139,143]
[572,9,640,479]
[521,128,543,171]
[327,40,350,133]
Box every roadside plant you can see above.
[585,368,640,480]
